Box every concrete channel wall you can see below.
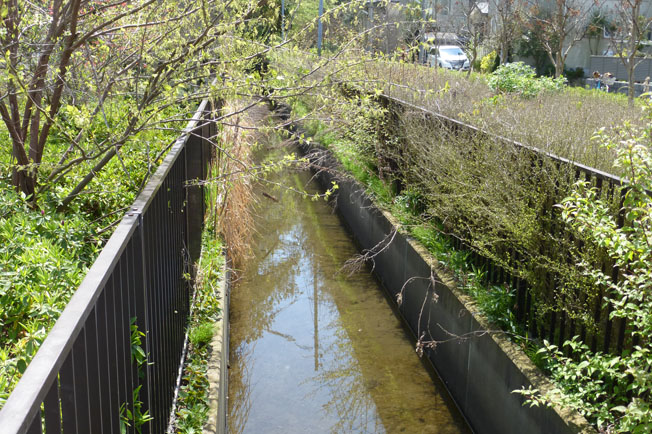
[204,263,230,434]
[301,145,594,434]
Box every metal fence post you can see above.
[134,212,153,434]
[185,116,205,265]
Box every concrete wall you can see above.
[300,144,594,434]
[589,56,652,82]
[204,263,230,434]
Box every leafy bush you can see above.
[480,50,498,73]
[487,62,566,98]
[0,185,99,405]
[563,67,585,81]
[518,338,633,430]
[517,101,652,432]
[0,99,182,406]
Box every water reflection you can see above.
[228,148,470,434]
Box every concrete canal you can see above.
[227,142,471,433]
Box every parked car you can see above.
[428,45,470,71]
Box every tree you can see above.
[465,1,489,73]
[489,0,525,65]
[586,9,610,55]
[0,0,266,207]
[525,0,598,77]
[609,0,652,105]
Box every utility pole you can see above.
[317,0,324,56]
[368,0,374,52]
[281,0,286,41]
[419,0,426,63]
[313,262,320,371]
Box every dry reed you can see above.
[207,101,271,271]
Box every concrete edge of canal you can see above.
[204,260,231,434]
[297,141,596,434]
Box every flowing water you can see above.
[227,144,471,434]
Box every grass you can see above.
[271,50,642,173]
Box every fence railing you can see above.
[379,93,633,356]
[0,98,217,434]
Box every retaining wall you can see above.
[301,145,594,434]
[204,262,230,434]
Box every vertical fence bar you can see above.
[548,311,557,343]
[161,182,173,417]
[134,213,152,434]
[187,119,205,264]
[25,415,41,434]
[96,290,115,434]
[118,258,136,434]
[557,310,566,349]
[126,238,140,434]
[616,319,627,354]
[106,275,122,433]
[146,207,163,434]
[59,353,77,434]
[43,377,62,434]
[85,309,103,434]
[72,328,91,434]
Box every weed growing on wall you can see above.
[173,228,224,433]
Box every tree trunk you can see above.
[8,133,37,201]
[555,63,563,78]
[628,60,635,106]
[12,167,36,202]
[555,47,564,77]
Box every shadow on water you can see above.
[227,137,471,433]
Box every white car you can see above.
[428,45,470,71]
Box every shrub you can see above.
[0,185,99,406]
[563,67,585,81]
[517,101,652,433]
[487,62,566,98]
[480,50,497,73]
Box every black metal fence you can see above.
[0,99,217,434]
[380,94,632,356]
